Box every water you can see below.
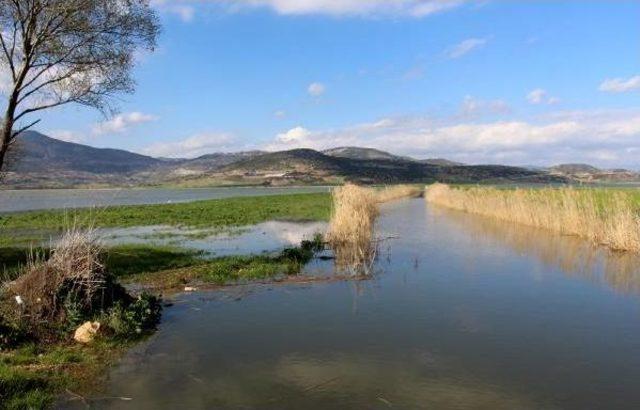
[100,221,328,256]
[0,186,331,213]
[65,199,640,409]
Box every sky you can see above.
[12,0,640,168]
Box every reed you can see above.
[425,183,640,253]
[326,184,379,275]
[375,184,423,203]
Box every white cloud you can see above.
[274,110,287,119]
[264,109,640,168]
[187,0,471,18]
[527,89,559,105]
[276,126,312,143]
[307,82,326,97]
[599,75,640,93]
[93,112,159,135]
[143,132,240,158]
[446,37,488,59]
[460,96,510,117]
[151,0,196,22]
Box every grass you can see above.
[426,183,640,253]
[0,340,133,409]
[0,193,332,245]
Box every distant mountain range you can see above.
[1,131,636,189]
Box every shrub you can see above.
[103,294,162,339]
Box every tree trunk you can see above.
[0,93,18,174]
[0,116,14,173]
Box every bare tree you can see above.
[0,0,160,172]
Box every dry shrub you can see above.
[326,184,379,275]
[426,183,640,253]
[375,185,423,203]
[4,227,121,327]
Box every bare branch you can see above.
[11,118,40,138]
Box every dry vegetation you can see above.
[375,185,423,203]
[326,184,421,274]
[425,183,640,253]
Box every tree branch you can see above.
[11,118,40,139]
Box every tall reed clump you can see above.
[425,183,640,253]
[326,184,379,275]
[375,185,423,203]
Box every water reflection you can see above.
[433,207,640,295]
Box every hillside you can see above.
[1,132,570,188]
[8,131,162,174]
[213,149,563,185]
[549,163,640,183]
[323,147,407,161]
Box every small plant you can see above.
[0,319,29,351]
[104,294,162,339]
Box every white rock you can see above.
[74,321,101,344]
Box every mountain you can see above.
[323,147,408,161]
[2,132,567,189]
[323,147,465,167]
[212,149,563,185]
[549,164,601,174]
[8,131,162,174]
[419,158,465,166]
[548,163,640,183]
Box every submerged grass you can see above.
[426,183,640,253]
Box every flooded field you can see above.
[0,186,331,212]
[100,221,328,256]
[68,198,640,409]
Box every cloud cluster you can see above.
[92,112,159,135]
[446,37,488,59]
[142,132,241,158]
[152,0,471,20]
[307,82,326,97]
[599,75,640,93]
[265,109,640,168]
[526,89,559,105]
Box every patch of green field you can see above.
[0,193,331,230]
[0,192,331,246]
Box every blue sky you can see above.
[19,1,640,167]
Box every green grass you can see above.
[0,340,133,409]
[0,193,331,231]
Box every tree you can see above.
[0,0,160,172]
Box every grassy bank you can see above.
[426,184,640,252]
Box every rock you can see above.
[74,321,100,344]
[184,286,197,292]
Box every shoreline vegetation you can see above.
[426,183,640,253]
[326,184,423,274]
[0,186,422,407]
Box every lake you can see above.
[65,198,640,409]
[0,186,332,213]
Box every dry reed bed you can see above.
[425,183,640,253]
[375,185,423,203]
[326,184,421,274]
